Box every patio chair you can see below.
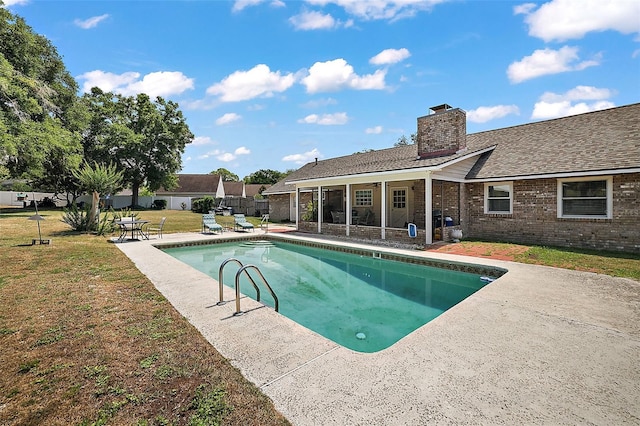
[146,217,166,239]
[357,209,375,225]
[202,214,223,234]
[234,214,254,232]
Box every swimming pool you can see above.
[163,238,502,353]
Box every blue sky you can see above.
[5,0,640,180]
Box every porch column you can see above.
[346,183,351,236]
[295,187,300,231]
[425,172,433,245]
[380,180,387,240]
[317,185,322,233]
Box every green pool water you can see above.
[163,240,491,353]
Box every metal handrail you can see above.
[235,264,279,314]
[218,258,260,304]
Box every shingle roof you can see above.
[222,181,244,197]
[466,102,640,179]
[157,174,220,195]
[264,103,640,194]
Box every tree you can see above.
[394,133,417,147]
[210,167,239,182]
[73,162,123,226]
[243,169,288,185]
[0,7,82,185]
[81,89,193,206]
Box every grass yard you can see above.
[0,207,289,425]
[1,206,638,425]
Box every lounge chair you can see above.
[234,214,254,232]
[357,209,375,225]
[202,214,223,234]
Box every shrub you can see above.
[153,199,167,210]
[191,196,216,214]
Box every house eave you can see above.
[465,167,640,183]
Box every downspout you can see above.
[425,172,433,246]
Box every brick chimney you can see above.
[416,104,466,159]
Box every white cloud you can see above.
[234,146,251,155]
[365,126,383,134]
[301,58,386,93]
[77,70,194,98]
[513,3,536,15]
[200,146,251,162]
[305,0,443,22]
[539,85,614,102]
[74,14,109,29]
[232,0,264,12]
[282,148,322,164]
[215,113,242,125]
[232,0,284,12]
[301,98,338,108]
[217,146,251,162]
[206,64,296,102]
[191,136,216,146]
[289,11,338,30]
[507,46,600,83]
[518,0,640,42]
[2,0,29,7]
[467,105,520,123]
[531,86,615,119]
[298,112,349,125]
[369,48,411,65]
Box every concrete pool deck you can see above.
[114,229,640,425]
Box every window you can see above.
[354,189,373,207]
[392,189,406,209]
[484,182,512,214]
[558,177,611,218]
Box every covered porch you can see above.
[291,171,464,246]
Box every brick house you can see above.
[264,103,640,252]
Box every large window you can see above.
[484,182,513,214]
[558,177,611,218]
[354,189,373,207]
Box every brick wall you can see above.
[465,173,640,252]
[267,193,290,221]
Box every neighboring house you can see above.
[156,174,225,199]
[264,103,640,252]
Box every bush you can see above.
[61,205,116,235]
[191,196,216,214]
[153,199,167,210]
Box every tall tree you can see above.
[243,169,288,185]
[81,89,193,206]
[0,7,82,184]
[210,167,239,182]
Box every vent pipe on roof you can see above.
[315,157,318,166]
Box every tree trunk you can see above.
[131,182,140,208]
[90,191,100,229]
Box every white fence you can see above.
[0,191,66,207]
[1,191,265,213]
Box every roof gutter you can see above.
[465,167,640,183]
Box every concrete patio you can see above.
[115,229,640,425]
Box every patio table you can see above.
[115,219,149,242]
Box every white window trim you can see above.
[557,176,612,219]
[354,189,373,207]
[484,181,513,214]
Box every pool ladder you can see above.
[218,258,279,314]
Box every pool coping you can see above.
[114,229,640,425]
